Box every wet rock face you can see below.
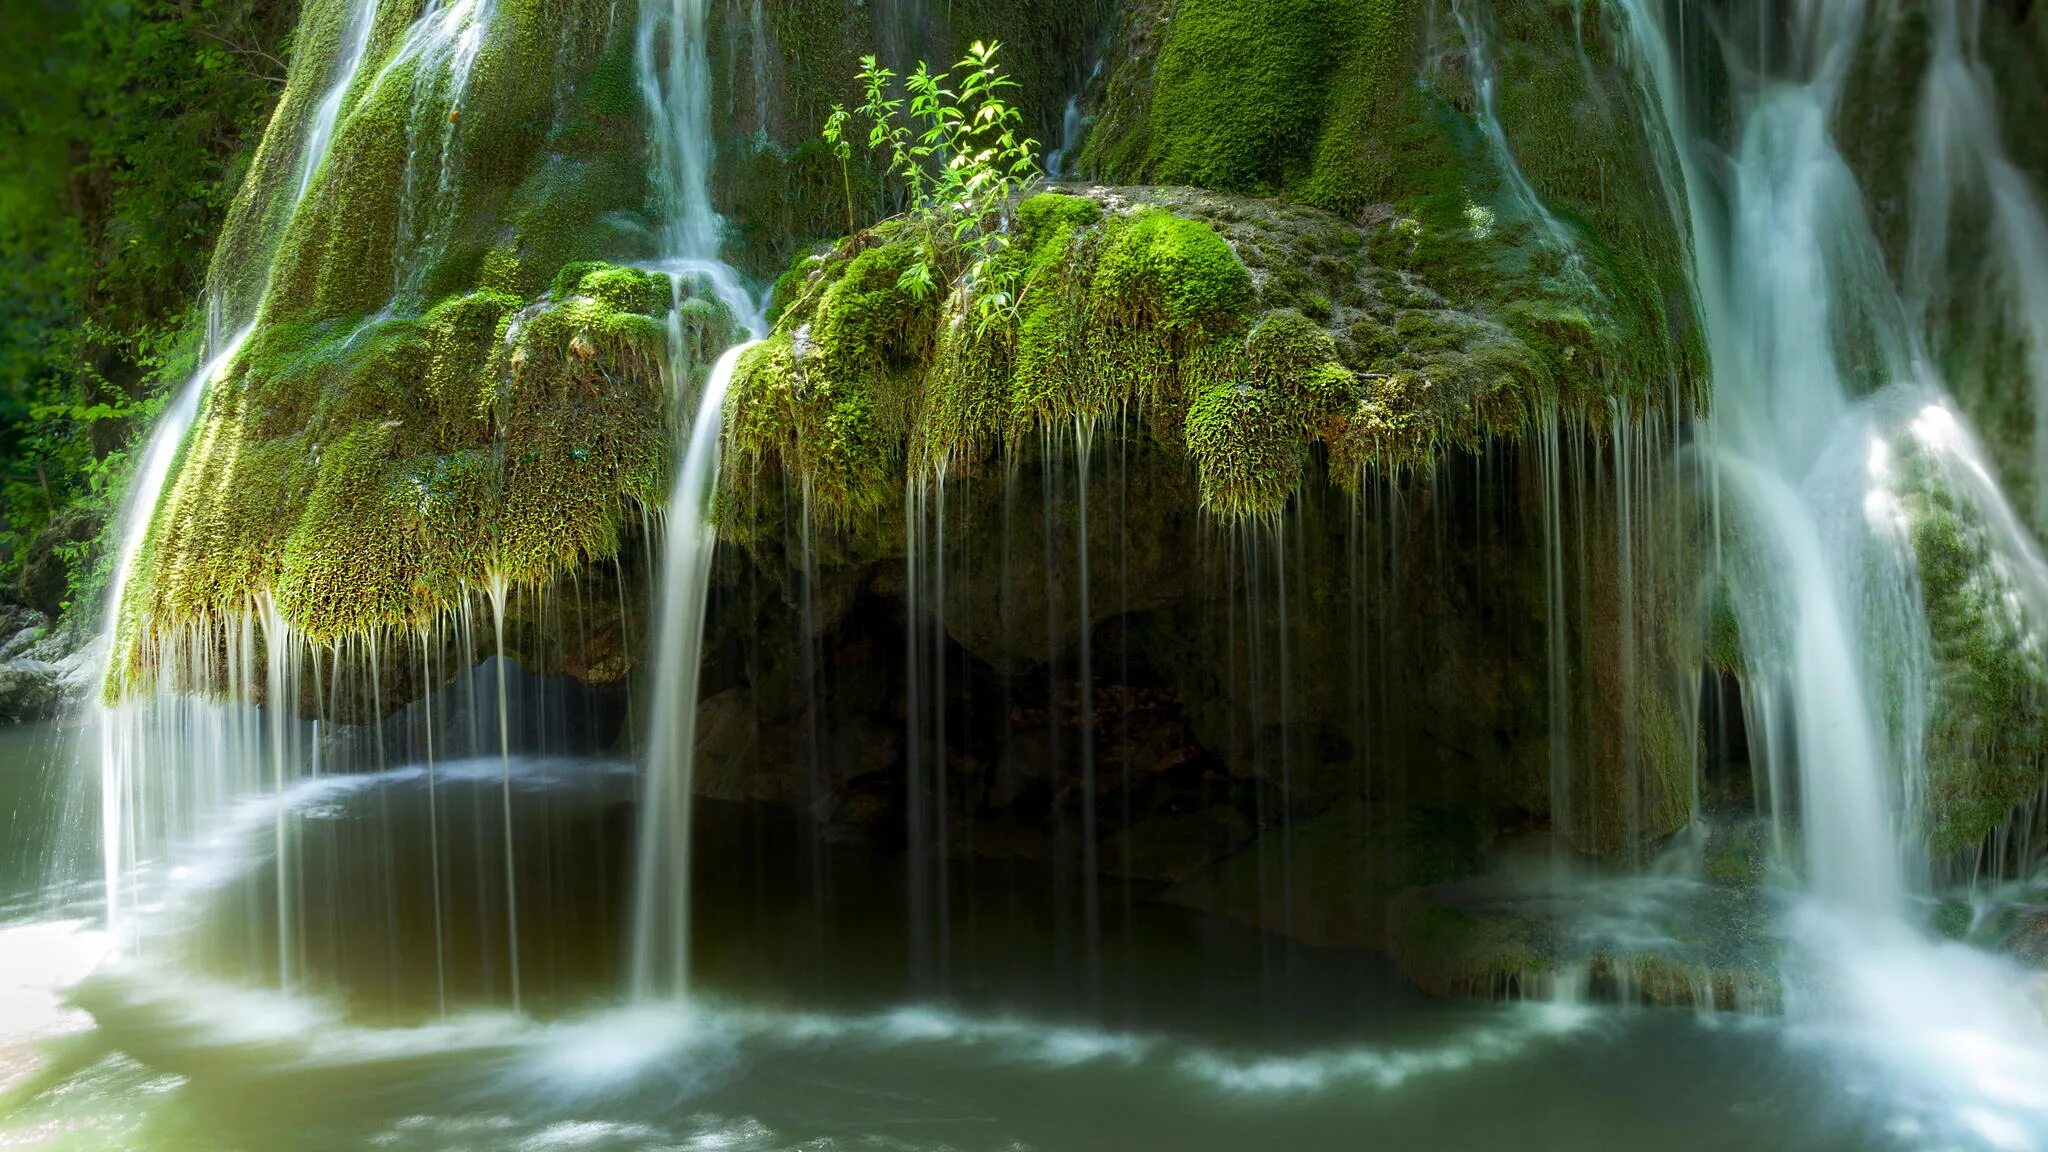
[701,423,1704,960]
[0,606,63,724]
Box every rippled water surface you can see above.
[0,731,2042,1151]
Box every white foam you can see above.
[0,919,112,1093]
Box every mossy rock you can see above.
[1888,418,2048,858]
[111,265,741,696]
[1083,0,1704,421]
[721,186,1645,535]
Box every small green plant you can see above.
[822,40,1042,331]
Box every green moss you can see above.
[1901,444,2048,857]
[722,240,935,527]
[1183,310,1356,517]
[1091,207,1254,331]
[727,194,1416,527]
[111,263,718,689]
[1135,0,1336,192]
[1087,0,1703,414]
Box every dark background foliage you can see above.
[0,0,294,614]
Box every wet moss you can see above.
[111,264,729,691]
[1086,0,1703,416]
[1900,445,2048,857]
[721,186,1647,531]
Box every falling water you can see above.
[89,0,469,974]
[1619,0,1917,916]
[1906,4,2048,531]
[294,0,381,204]
[388,0,499,309]
[1619,0,2048,1140]
[94,326,252,946]
[636,0,720,268]
[624,0,763,1002]
[1447,0,1577,263]
[1044,94,1089,181]
[630,340,756,998]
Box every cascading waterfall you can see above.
[1620,0,2048,1138]
[630,339,755,998]
[91,0,393,960]
[626,0,763,1000]
[94,326,252,947]
[635,0,720,273]
[1620,0,1923,915]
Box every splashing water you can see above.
[631,339,757,999]
[1619,0,2048,1142]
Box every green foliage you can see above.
[0,0,295,610]
[823,40,1042,331]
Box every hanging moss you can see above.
[720,187,1620,534]
[111,263,738,692]
[1183,310,1355,517]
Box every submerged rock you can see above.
[1384,824,1784,1012]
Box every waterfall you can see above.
[1906,4,2048,533]
[626,0,761,1000]
[1621,0,2048,1137]
[635,0,720,270]
[95,325,252,946]
[91,0,407,958]
[1619,0,1922,916]
[630,339,756,999]
[294,0,381,205]
[386,0,499,310]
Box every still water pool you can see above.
[0,724,2042,1151]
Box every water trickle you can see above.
[1446,0,1577,266]
[295,0,381,205]
[388,0,498,310]
[630,339,757,999]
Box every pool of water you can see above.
[2,725,2046,1151]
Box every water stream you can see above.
[16,1,2048,1148]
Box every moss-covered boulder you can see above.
[722,186,1656,529]
[1081,0,1703,416]
[1881,405,2048,858]
[115,263,737,693]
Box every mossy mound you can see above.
[113,264,738,690]
[1889,418,2048,859]
[721,186,1661,531]
[110,0,749,695]
[1081,0,1703,418]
